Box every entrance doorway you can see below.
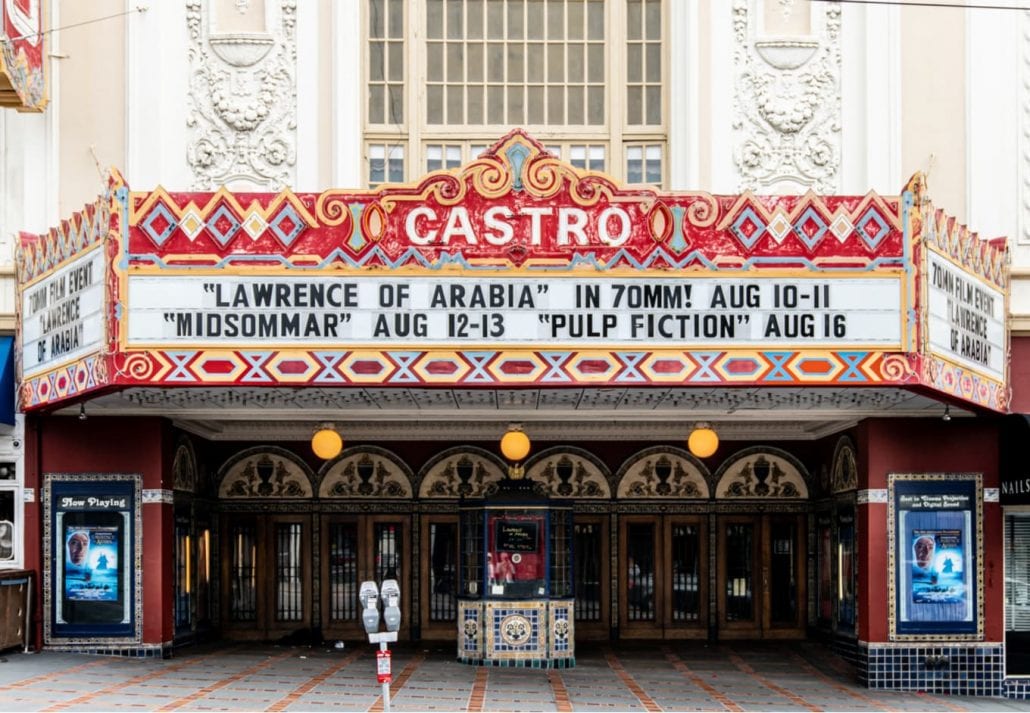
[717,514,806,639]
[220,514,312,640]
[320,515,409,641]
[421,515,459,640]
[619,515,707,639]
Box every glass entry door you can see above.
[573,515,610,639]
[220,514,311,640]
[717,514,806,639]
[321,515,409,641]
[420,515,459,640]
[619,515,707,639]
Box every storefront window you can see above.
[1005,512,1030,675]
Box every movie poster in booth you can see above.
[64,526,119,602]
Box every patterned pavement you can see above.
[0,640,1029,712]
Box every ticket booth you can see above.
[457,475,574,668]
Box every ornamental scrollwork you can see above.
[186,0,297,189]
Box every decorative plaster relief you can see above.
[831,436,858,493]
[616,448,710,499]
[732,0,842,192]
[218,448,314,498]
[714,449,809,499]
[185,0,297,189]
[419,450,506,498]
[526,449,611,499]
[318,447,413,499]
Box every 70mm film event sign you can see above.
[15,131,1009,409]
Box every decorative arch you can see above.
[525,447,612,498]
[172,436,198,493]
[713,447,809,499]
[217,446,315,498]
[615,447,711,499]
[417,447,506,498]
[831,436,858,493]
[318,446,414,499]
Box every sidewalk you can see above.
[0,640,1028,712]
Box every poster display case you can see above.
[43,474,141,645]
[888,474,983,640]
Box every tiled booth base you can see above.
[458,598,575,668]
[858,642,1003,696]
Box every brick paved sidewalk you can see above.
[0,641,1028,712]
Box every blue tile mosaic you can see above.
[857,642,1004,696]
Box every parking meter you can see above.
[381,579,401,632]
[359,581,380,635]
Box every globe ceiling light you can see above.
[687,423,719,459]
[311,423,343,460]
[500,425,531,479]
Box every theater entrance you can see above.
[220,513,313,641]
[619,515,708,639]
[717,513,807,639]
[321,515,410,641]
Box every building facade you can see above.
[3,0,1030,698]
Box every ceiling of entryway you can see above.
[60,386,969,442]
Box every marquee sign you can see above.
[0,0,46,111]
[14,131,1009,412]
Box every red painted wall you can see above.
[29,415,171,646]
[857,418,1001,643]
[1010,336,1030,413]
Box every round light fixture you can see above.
[311,425,343,460]
[500,427,531,462]
[687,423,719,459]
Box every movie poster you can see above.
[64,526,119,602]
[910,528,966,606]
[892,475,980,637]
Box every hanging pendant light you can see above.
[311,423,343,460]
[687,423,719,458]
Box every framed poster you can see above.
[888,473,983,640]
[43,474,141,644]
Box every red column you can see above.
[858,418,1002,643]
[34,416,171,648]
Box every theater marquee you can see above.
[15,131,1009,411]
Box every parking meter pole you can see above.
[380,640,391,713]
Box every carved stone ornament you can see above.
[616,449,710,499]
[526,449,611,499]
[732,0,841,192]
[218,449,313,498]
[185,0,297,189]
[831,436,858,493]
[418,450,505,498]
[172,439,198,493]
[715,450,808,499]
[319,448,413,499]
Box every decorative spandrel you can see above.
[318,447,413,499]
[616,448,710,499]
[172,440,199,494]
[218,448,314,498]
[714,449,809,499]
[831,436,858,493]
[419,451,505,498]
[526,449,611,499]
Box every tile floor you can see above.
[0,641,1028,712]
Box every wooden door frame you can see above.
[761,513,807,639]
[419,514,459,641]
[716,513,807,640]
[573,514,610,640]
[320,514,411,641]
[619,515,664,638]
[219,513,312,641]
[716,514,763,639]
[662,515,708,639]
[263,513,313,640]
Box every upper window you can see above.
[365,0,666,187]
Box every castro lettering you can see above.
[404,205,633,248]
